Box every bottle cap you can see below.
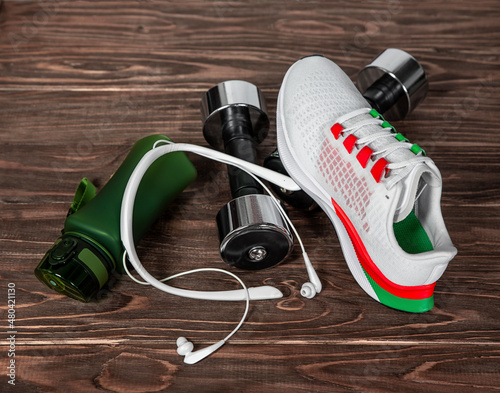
[34,234,113,302]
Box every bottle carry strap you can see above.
[67,178,97,216]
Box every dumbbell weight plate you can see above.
[357,48,428,120]
[216,194,293,270]
[201,80,269,151]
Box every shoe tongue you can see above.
[341,112,438,222]
[394,163,431,222]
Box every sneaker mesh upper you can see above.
[279,56,455,286]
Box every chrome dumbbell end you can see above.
[216,194,293,270]
[201,80,269,151]
[357,48,429,121]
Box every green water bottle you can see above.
[35,135,197,302]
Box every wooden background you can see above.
[1,1,499,392]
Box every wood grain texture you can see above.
[1,0,499,392]
[11,344,500,393]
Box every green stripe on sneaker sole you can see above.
[362,267,434,313]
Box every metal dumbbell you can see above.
[265,48,429,210]
[201,80,293,270]
[357,48,428,120]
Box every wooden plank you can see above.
[11,344,500,393]
[1,91,499,204]
[1,0,500,391]
[0,1,498,90]
[2,205,500,345]
[0,89,499,344]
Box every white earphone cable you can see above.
[120,140,320,302]
[119,139,323,363]
[122,253,249,343]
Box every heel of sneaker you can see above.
[330,197,436,313]
[363,268,435,313]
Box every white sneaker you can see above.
[276,55,457,312]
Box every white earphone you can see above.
[120,140,322,364]
[176,337,226,365]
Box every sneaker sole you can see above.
[276,62,435,313]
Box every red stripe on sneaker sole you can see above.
[330,197,435,300]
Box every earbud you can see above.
[300,282,316,299]
[176,337,194,355]
[121,141,323,365]
[176,337,226,364]
[300,252,322,299]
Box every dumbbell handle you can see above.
[220,106,263,198]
